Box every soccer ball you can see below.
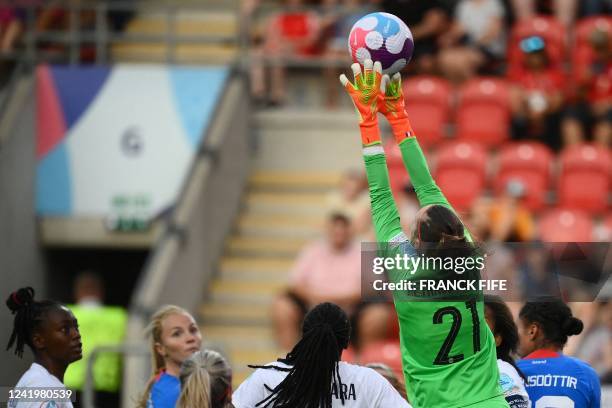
[348,12,414,75]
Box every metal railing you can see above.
[1,1,240,66]
[83,343,150,408]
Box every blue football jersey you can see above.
[147,371,180,408]
[517,350,601,408]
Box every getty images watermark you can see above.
[370,252,507,292]
[360,241,612,302]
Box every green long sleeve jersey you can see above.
[362,138,509,408]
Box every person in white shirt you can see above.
[6,287,82,408]
[484,295,530,408]
[233,302,411,408]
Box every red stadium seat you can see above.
[538,209,594,242]
[435,142,488,211]
[402,76,452,148]
[508,16,566,74]
[384,139,407,198]
[558,144,611,214]
[496,142,554,211]
[456,78,511,147]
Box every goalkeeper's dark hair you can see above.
[248,302,351,408]
[519,297,583,349]
[415,205,480,272]
[5,287,63,358]
[484,295,526,381]
[416,205,467,246]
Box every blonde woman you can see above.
[138,305,202,408]
[177,349,233,408]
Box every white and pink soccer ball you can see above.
[348,12,414,75]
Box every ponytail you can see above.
[519,298,584,349]
[249,302,350,408]
[5,287,63,358]
[178,350,233,408]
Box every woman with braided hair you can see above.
[232,302,410,407]
[5,287,82,408]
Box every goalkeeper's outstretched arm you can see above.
[339,60,406,244]
[378,73,473,242]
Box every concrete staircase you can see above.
[111,1,240,64]
[199,108,363,385]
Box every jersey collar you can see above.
[524,349,560,359]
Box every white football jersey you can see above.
[9,363,74,408]
[233,361,411,408]
[497,359,530,408]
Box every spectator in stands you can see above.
[511,0,578,27]
[489,180,535,242]
[326,169,371,236]
[64,271,127,408]
[177,349,233,408]
[383,0,452,75]
[518,245,562,299]
[438,0,508,83]
[271,212,361,350]
[138,305,203,408]
[348,300,396,357]
[0,6,24,53]
[251,0,321,105]
[509,36,565,150]
[323,0,374,107]
[573,302,612,380]
[561,28,611,148]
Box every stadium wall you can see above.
[122,74,251,406]
[0,75,46,386]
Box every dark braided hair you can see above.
[484,295,526,381]
[6,287,63,358]
[519,298,584,349]
[249,302,351,408]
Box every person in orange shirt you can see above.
[489,180,535,243]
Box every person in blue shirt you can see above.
[517,298,601,408]
[137,305,203,408]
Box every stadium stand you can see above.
[2,1,612,406]
[111,5,239,64]
[434,141,488,211]
[558,144,611,214]
[538,208,595,242]
[455,77,511,147]
[495,142,554,211]
[508,16,566,74]
[198,108,362,385]
[402,76,452,148]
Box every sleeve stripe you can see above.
[362,145,385,156]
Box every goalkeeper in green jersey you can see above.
[340,60,509,408]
